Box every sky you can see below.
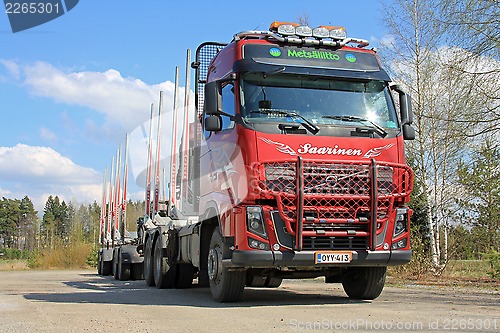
[0,0,391,213]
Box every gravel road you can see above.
[0,270,498,332]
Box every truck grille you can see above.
[258,160,413,251]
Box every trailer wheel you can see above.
[144,236,155,286]
[131,263,144,280]
[118,250,131,281]
[113,250,119,280]
[97,251,102,275]
[101,259,112,276]
[175,264,194,289]
[341,267,387,300]
[208,227,245,302]
[153,232,177,289]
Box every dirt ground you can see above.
[0,269,498,332]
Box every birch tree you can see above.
[380,0,478,274]
[438,0,500,136]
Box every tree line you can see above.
[0,195,145,254]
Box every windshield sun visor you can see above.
[234,44,391,81]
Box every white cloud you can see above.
[21,61,178,131]
[0,187,12,197]
[0,144,100,184]
[378,34,396,49]
[0,144,103,211]
[39,126,58,142]
[0,59,20,80]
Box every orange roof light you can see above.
[269,21,300,36]
[269,21,299,30]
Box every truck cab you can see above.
[195,22,415,301]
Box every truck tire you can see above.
[208,227,245,302]
[175,264,194,289]
[113,250,119,280]
[153,233,176,289]
[118,250,131,281]
[131,263,144,280]
[101,260,112,276]
[144,237,155,286]
[97,251,102,275]
[265,276,282,288]
[341,267,387,300]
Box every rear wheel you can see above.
[131,263,144,280]
[112,250,119,280]
[101,260,112,276]
[175,264,195,289]
[118,250,131,281]
[153,232,177,289]
[144,237,155,286]
[341,267,387,300]
[97,251,102,275]
[208,227,245,302]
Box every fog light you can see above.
[248,237,270,251]
[250,239,259,248]
[391,238,408,250]
[273,243,280,251]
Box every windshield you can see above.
[240,73,399,131]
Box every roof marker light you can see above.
[328,26,347,40]
[312,27,330,38]
[295,25,312,37]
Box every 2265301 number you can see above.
[5,2,60,14]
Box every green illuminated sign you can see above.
[287,49,341,61]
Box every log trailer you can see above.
[99,21,415,302]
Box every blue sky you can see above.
[0,0,390,212]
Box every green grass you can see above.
[442,260,491,278]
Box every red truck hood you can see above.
[255,134,401,164]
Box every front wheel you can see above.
[208,227,245,302]
[341,266,387,300]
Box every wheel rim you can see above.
[207,247,221,283]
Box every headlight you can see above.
[393,207,409,237]
[247,206,267,239]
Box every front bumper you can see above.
[225,249,411,268]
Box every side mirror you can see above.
[392,85,415,140]
[403,124,415,140]
[204,81,222,115]
[204,115,222,132]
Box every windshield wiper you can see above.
[322,115,388,138]
[251,110,320,135]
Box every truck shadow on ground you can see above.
[23,273,369,308]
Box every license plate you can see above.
[315,251,352,264]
